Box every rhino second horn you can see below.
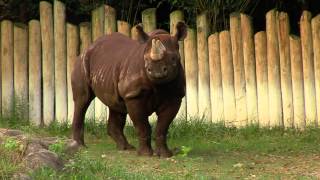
[150,39,166,60]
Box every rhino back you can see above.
[87,33,144,112]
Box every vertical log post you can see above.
[54,0,67,122]
[266,10,283,127]
[79,22,94,120]
[278,12,294,128]
[241,14,258,124]
[117,21,131,37]
[131,25,139,41]
[170,10,186,119]
[208,33,224,123]
[255,31,269,127]
[67,23,79,122]
[142,8,157,121]
[311,15,320,125]
[40,1,55,125]
[184,28,198,118]
[28,20,42,125]
[219,31,236,126]
[13,23,28,119]
[1,20,14,117]
[0,22,1,114]
[300,11,317,126]
[104,5,116,35]
[142,8,156,33]
[230,13,247,127]
[290,35,305,129]
[92,5,106,121]
[197,13,211,121]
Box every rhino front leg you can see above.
[126,99,153,156]
[155,98,182,157]
[107,110,135,150]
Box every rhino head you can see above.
[136,22,187,84]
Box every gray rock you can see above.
[12,173,31,180]
[1,129,24,136]
[24,149,64,171]
[24,142,46,156]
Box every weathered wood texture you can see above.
[142,8,156,33]
[255,31,269,127]
[290,35,305,129]
[170,10,186,119]
[117,21,131,37]
[184,28,198,118]
[311,15,320,126]
[278,12,293,128]
[104,5,116,35]
[230,13,247,127]
[219,31,236,126]
[28,20,42,125]
[197,13,211,120]
[300,11,317,126]
[67,23,79,121]
[241,14,258,124]
[92,6,107,121]
[40,1,55,125]
[79,22,95,120]
[208,33,224,123]
[1,20,14,117]
[54,0,67,122]
[266,10,283,127]
[13,23,28,119]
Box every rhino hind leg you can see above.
[71,70,95,146]
[107,110,135,150]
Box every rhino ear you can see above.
[175,22,187,41]
[135,23,149,43]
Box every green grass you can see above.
[1,117,320,179]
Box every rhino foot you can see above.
[117,143,136,151]
[137,147,153,156]
[155,148,173,158]
[65,140,86,154]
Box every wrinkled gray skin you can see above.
[71,22,187,157]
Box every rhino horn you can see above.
[150,39,166,61]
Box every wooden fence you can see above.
[0,1,319,129]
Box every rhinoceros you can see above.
[71,22,187,157]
